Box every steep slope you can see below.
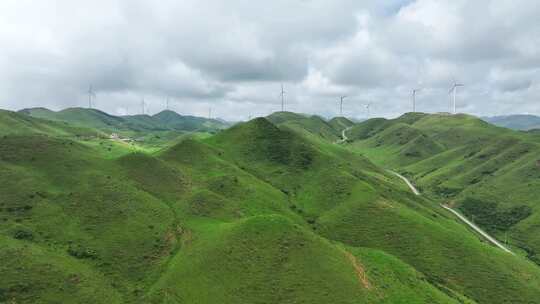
[146,215,467,304]
[0,109,95,137]
[347,112,540,266]
[328,116,355,130]
[350,119,445,166]
[0,135,177,302]
[203,117,540,304]
[267,111,343,142]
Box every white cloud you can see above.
[0,0,539,120]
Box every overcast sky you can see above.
[0,0,539,120]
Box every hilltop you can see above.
[266,111,347,142]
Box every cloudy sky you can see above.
[0,0,539,120]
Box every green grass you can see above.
[2,110,540,303]
[18,107,228,143]
[267,111,343,142]
[345,111,540,267]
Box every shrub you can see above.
[12,228,34,240]
[459,198,532,232]
[67,245,98,259]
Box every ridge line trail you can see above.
[387,170,514,255]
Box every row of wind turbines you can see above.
[86,80,465,120]
[278,80,464,120]
[279,84,373,118]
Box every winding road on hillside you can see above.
[336,126,352,144]
[387,171,420,195]
[440,205,514,254]
[337,126,513,254]
[386,168,514,255]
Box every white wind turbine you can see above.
[280,84,286,112]
[412,88,422,113]
[87,85,96,109]
[339,96,347,116]
[449,81,464,114]
[365,102,372,119]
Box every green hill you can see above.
[347,112,540,266]
[19,107,230,135]
[266,111,350,142]
[21,107,126,130]
[153,110,229,131]
[3,110,540,303]
[0,109,96,137]
[329,116,355,130]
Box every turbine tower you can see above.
[365,103,372,119]
[340,96,347,116]
[166,98,170,111]
[412,88,421,113]
[87,85,96,109]
[141,98,146,115]
[449,81,464,114]
[280,84,286,112]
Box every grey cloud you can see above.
[0,0,539,120]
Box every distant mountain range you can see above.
[482,114,540,131]
[18,107,231,134]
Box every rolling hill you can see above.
[266,111,348,142]
[19,107,230,134]
[346,112,540,266]
[2,109,540,303]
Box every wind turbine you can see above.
[449,81,464,114]
[87,85,96,109]
[340,96,347,117]
[280,84,286,112]
[412,88,421,113]
[166,97,170,111]
[141,98,146,115]
[365,103,372,119]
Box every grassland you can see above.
[346,112,540,266]
[2,109,540,303]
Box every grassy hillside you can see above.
[266,111,345,142]
[19,107,229,135]
[0,109,97,137]
[3,110,540,303]
[329,116,355,130]
[204,118,540,304]
[346,112,540,266]
[153,110,228,131]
